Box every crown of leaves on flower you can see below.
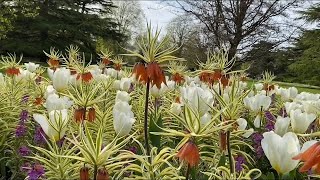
[65,45,80,65]
[167,61,189,77]
[99,48,113,62]
[262,70,276,84]
[0,53,23,69]
[44,47,62,69]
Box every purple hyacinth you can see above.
[15,124,27,137]
[18,146,31,156]
[28,164,45,180]
[252,133,263,144]
[34,126,46,145]
[235,155,246,172]
[264,111,275,121]
[56,136,65,148]
[20,110,29,122]
[254,145,264,158]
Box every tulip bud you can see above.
[96,168,110,180]
[80,166,89,180]
[88,108,96,122]
[75,108,86,123]
[177,141,200,167]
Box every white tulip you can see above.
[52,68,70,91]
[150,83,169,97]
[119,78,132,92]
[290,109,316,133]
[261,131,300,175]
[301,140,318,153]
[15,69,36,81]
[170,102,182,115]
[284,102,302,114]
[115,91,130,102]
[274,116,290,136]
[24,62,39,72]
[88,65,102,78]
[254,115,261,128]
[302,100,320,114]
[45,85,56,99]
[200,113,212,127]
[180,84,214,116]
[243,94,271,113]
[105,68,118,78]
[113,101,135,136]
[243,128,254,138]
[296,92,320,101]
[33,109,69,141]
[47,68,54,80]
[167,80,175,90]
[94,74,109,82]
[45,93,73,112]
[254,83,263,91]
[276,87,298,101]
[236,118,247,131]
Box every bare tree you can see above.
[169,0,300,60]
[111,1,145,41]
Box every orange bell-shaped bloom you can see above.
[76,72,93,83]
[263,83,275,91]
[96,168,110,180]
[177,141,200,167]
[293,142,320,173]
[199,72,213,84]
[172,73,184,85]
[132,63,148,83]
[48,58,60,70]
[6,67,20,76]
[212,70,222,81]
[80,166,89,180]
[146,62,166,89]
[34,97,43,106]
[75,108,86,123]
[114,63,122,71]
[220,75,229,87]
[88,107,96,122]
[102,58,111,66]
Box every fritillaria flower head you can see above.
[167,61,188,85]
[1,53,23,76]
[44,47,62,71]
[124,23,181,89]
[177,140,200,167]
[98,48,113,67]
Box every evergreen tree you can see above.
[0,0,125,61]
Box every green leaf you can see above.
[149,112,162,149]
[218,154,226,167]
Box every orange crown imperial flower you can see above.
[293,142,320,174]
[80,166,89,180]
[88,107,96,122]
[74,108,86,123]
[172,73,185,85]
[76,72,93,83]
[132,62,166,89]
[177,141,200,167]
[48,58,60,70]
[102,58,111,66]
[6,67,20,76]
[96,168,110,180]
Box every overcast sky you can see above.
[139,1,179,31]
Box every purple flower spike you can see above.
[20,110,29,122]
[15,124,27,137]
[235,155,246,172]
[19,146,31,156]
[28,164,45,180]
[34,126,46,145]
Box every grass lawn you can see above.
[248,80,320,94]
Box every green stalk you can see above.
[93,164,97,180]
[185,164,191,180]
[226,131,234,174]
[144,78,150,157]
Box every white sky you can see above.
[139,1,179,31]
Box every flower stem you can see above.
[226,131,234,174]
[185,164,191,180]
[144,79,150,158]
[93,164,97,180]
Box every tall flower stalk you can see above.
[124,23,180,156]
